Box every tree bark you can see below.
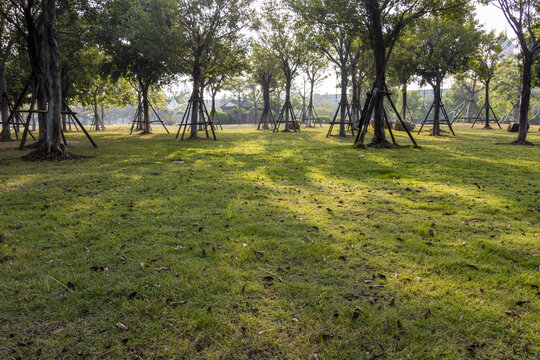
[432,80,441,136]
[211,90,217,123]
[307,78,315,127]
[139,80,150,134]
[190,67,200,138]
[402,84,407,122]
[93,92,101,131]
[260,82,271,129]
[515,53,532,142]
[0,60,10,141]
[367,0,390,146]
[483,80,491,129]
[41,0,63,155]
[339,65,348,136]
[284,74,292,131]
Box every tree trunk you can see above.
[483,80,491,129]
[350,68,359,129]
[140,80,151,134]
[190,67,200,138]
[432,80,441,136]
[93,92,101,131]
[211,91,217,122]
[307,78,315,127]
[260,82,271,129]
[515,54,532,143]
[366,0,390,147]
[339,65,348,136]
[0,61,10,141]
[284,75,292,131]
[29,0,63,157]
[402,84,407,122]
[101,104,105,130]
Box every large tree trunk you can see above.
[339,65,348,136]
[402,84,407,122]
[369,48,388,145]
[190,67,201,138]
[307,78,315,127]
[260,82,271,129]
[432,80,441,136]
[515,54,532,143]
[483,80,491,129]
[366,0,390,147]
[24,3,47,145]
[27,0,63,158]
[139,80,151,134]
[211,90,217,122]
[0,60,10,141]
[284,75,292,131]
[93,92,101,131]
[350,67,359,129]
[101,104,105,130]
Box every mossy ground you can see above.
[0,125,539,359]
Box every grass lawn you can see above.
[0,124,539,359]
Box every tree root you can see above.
[366,140,407,149]
[508,140,535,146]
[22,147,81,162]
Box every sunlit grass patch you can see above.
[0,124,538,359]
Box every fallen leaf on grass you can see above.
[504,311,521,319]
[90,266,109,272]
[424,309,432,319]
[352,307,363,320]
[116,322,128,331]
[168,300,186,307]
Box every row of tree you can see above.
[0,0,538,157]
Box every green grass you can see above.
[0,124,539,359]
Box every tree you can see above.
[412,16,480,135]
[0,3,14,142]
[302,47,328,127]
[0,0,48,145]
[352,0,468,147]
[493,0,539,144]
[173,0,252,139]
[388,30,418,123]
[249,42,282,129]
[348,44,371,128]
[259,1,306,132]
[99,0,175,134]
[292,0,357,136]
[470,30,506,128]
[70,47,134,131]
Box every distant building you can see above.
[166,99,181,113]
[221,100,254,112]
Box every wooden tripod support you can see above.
[355,86,418,147]
[327,101,355,137]
[175,96,216,141]
[417,98,455,136]
[273,100,299,132]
